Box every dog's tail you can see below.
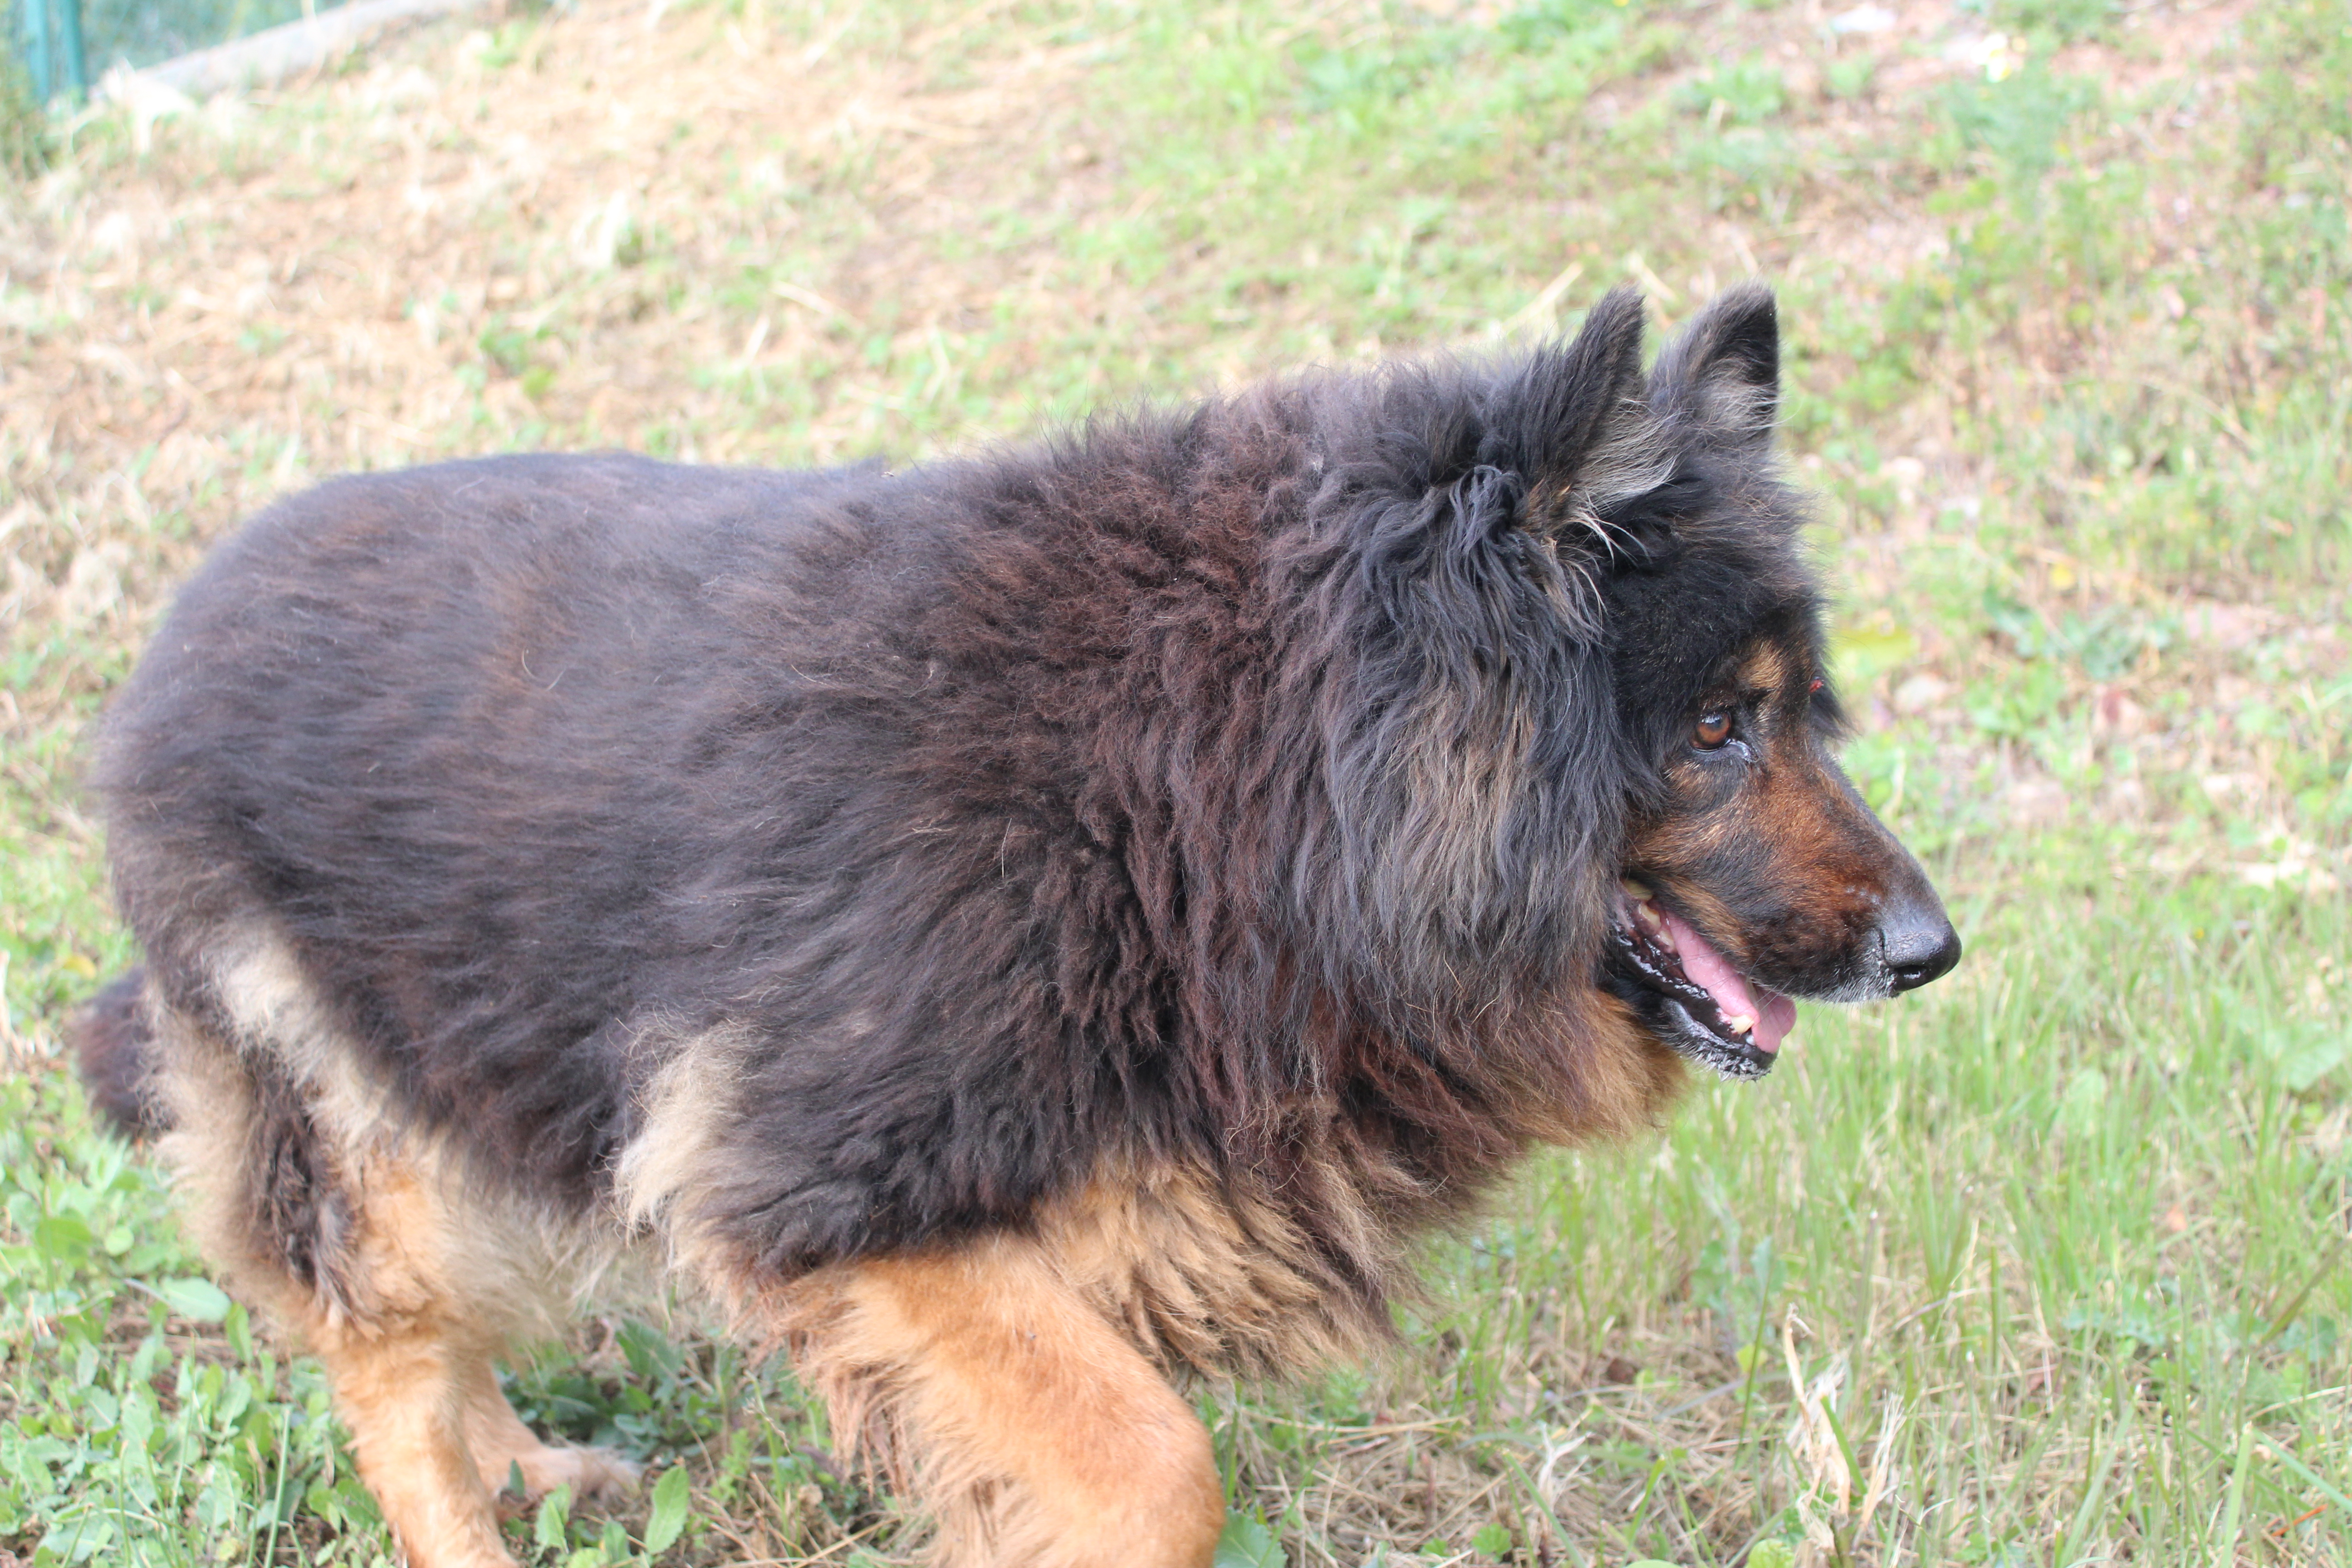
[71,969,167,1138]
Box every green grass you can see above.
[3,0,2349,1563]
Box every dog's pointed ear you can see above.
[1504,286,1672,534]
[1649,283,1780,449]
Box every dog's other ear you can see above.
[1649,283,1779,450]
[1498,286,1646,475]
[1502,286,1672,532]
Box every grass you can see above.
[1,0,2348,1563]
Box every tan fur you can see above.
[1039,1164,1373,1379]
[1508,989,1690,1144]
[613,1033,727,1230]
[154,959,640,1568]
[1736,642,1790,696]
[189,1139,640,1567]
[611,1022,757,1262]
[297,1172,512,1568]
[211,923,399,1147]
[152,1004,313,1320]
[163,944,1235,1568]
[204,928,624,1324]
[770,1237,1225,1568]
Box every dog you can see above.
[76,284,1957,1568]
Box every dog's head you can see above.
[1579,286,1960,1077]
[1296,283,1956,1078]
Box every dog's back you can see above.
[99,454,882,1200]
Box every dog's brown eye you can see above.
[1694,711,1733,749]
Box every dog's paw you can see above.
[562,1446,643,1501]
[484,1443,644,1504]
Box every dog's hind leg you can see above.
[152,980,543,1568]
[176,1107,521,1568]
[780,1234,1225,1568]
[307,1295,516,1568]
[296,1168,639,1558]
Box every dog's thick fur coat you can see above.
[82,287,1955,1567]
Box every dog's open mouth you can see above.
[1605,880,1795,1079]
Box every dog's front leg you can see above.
[779,1235,1225,1568]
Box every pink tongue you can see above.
[1658,911,1797,1055]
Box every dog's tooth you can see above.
[1620,878,1653,900]
[1724,1013,1755,1036]
[1640,904,1675,949]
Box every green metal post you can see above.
[54,0,83,100]
[15,0,81,103]
[21,0,50,104]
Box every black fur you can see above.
[88,289,1879,1320]
[72,969,158,1135]
[245,1052,363,1306]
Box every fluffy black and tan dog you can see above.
[77,285,1956,1568]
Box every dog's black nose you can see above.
[1882,906,1962,992]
